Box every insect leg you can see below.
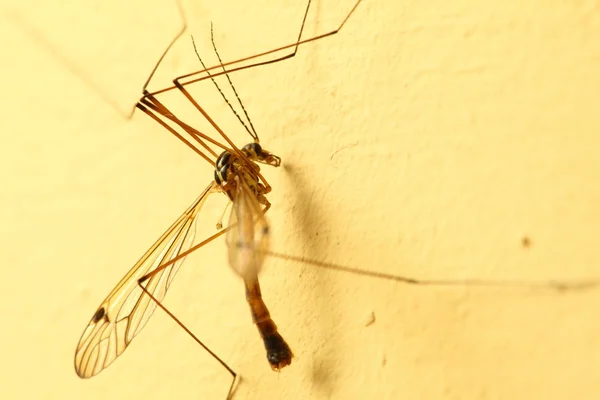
[136,226,239,399]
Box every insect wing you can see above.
[225,176,269,280]
[74,182,217,378]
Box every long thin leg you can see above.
[136,101,215,166]
[138,0,188,98]
[138,278,239,400]
[135,223,238,399]
[141,93,227,155]
[148,0,364,97]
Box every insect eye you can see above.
[242,143,263,158]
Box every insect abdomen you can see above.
[245,279,293,370]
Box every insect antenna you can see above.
[210,22,259,141]
[190,30,258,143]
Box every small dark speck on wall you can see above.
[521,236,532,248]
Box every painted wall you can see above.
[1,0,600,399]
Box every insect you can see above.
[74,0,365,395]
[70,1,600,398]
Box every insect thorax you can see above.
[214,143,266,200]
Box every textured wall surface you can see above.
[2,0,600,399]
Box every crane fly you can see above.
[71,0,600,397]
[75,140,289,378]
[74,0,365,394]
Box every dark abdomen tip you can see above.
[263,333,293,371]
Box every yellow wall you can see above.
[2,0,600,399]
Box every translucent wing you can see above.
[225,175,270,280]
[74,182,218,378]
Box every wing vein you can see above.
[74,182,218,378]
